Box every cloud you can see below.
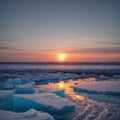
[66,47,120,54]
[0,44,62,52]
[0,46,24,51]
[94,41,120,46]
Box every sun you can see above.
[57,53,67,62]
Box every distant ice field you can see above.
[0,62,120,70]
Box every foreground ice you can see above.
[73,81,120,96]
[14,93,75,114]
[0,90,13,111]
[39,88,65,97]
[0,109,55,120]
[15,84,35,94]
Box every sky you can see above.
[0,0,120,62]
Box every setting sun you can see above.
[57,53,67,62]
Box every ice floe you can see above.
[15,84,35,94]
[14,93,75,114]
[73,81,120,96]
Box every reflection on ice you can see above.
[75,95,85,100]
[37,78,120,120]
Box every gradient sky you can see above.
[0,0,120,62]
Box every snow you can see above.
[39,88,65,97]
[15,84,35,94]
[14,93,75,114]
[73,81,120,96]
[0,90,14,111]
[0,109,55,120]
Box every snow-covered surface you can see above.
[0,90,13,111]
[73,81,120,96]
[14,93,75,113]
[15,84,35,94]
[0,109,55,120]
[39,88,65,97]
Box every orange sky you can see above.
[0,49,119,62]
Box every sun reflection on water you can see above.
[75,95,85,100]
[37,78,95,101]
[59,81,65,88]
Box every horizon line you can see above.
[0,61,120,65]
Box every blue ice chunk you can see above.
[39,88,65,97]
[14,93,75,114]
[0,79,14,90]
[21,78,30,84]
[11,78,22,87]
[2,84,14,90]
[29,81,36,87]
[15,84,35,94]
[0,78,22,90]
[0,90,14,111]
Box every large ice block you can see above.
[73,81,120,96]
[0,109,55,120]
[14,93,75,114]
[15,84,35,94]
[0,90,14,111]
[39,88,65,97]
